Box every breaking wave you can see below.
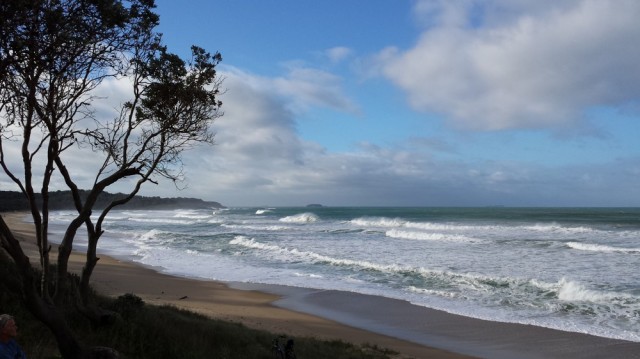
[567,242,640,254]
[221,224,291,231]
[279,213,319,223]
[349,217,406,227]
[385,229,477,242]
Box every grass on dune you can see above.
[0,252,396,359]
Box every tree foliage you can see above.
[0,0,223,357]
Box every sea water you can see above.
[46,207,640,342]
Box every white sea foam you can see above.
[102,215,128,221]
[556,278,637,303]
[404,221,473,231]
[44,208,640,343]
[173,211,211,219]
[558,280,607,302]
[221,224,291,231]
[228,237,505,294]
[385,229,477,242]
[350,217,630,247]
[523,223,594,234]
[128,217,196,225]
[412,268,527,294]
[279,213,318,223]
[349,217,406,227]
[407,286,460,299]
[138,229,166,241]
[256,209,272,214]
[294,272,323,278]
[567,242,640,254]
[229,236,410,274]
[352,217,580,236]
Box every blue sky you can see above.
[3,0,638,207]
[147,0,640,206]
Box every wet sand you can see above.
[243,284,640,359]
[4,211,640,358]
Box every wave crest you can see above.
[349,217,405,227]
[279,213,318,223]
[137,229,166,241]
[556,278,636,304]
[385,229,476,242]
[567,242,640,254]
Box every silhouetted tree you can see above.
[0,0,222,357]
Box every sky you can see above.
[3,0,640,207]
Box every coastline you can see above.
[243,283,640,359]
[2,211,467,359]
[4,211,640,358]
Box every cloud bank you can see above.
[381,0,640,130]
[170,67,639,207]
[3,0,638,207]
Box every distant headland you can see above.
[0,190,224,212]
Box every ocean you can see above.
[47,207,640,342]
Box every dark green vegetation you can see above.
[1,0,227,355]
[0,191,224,212]
[0,252,396,359]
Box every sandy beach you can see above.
[2,212,468,359]
[4,211,640,359]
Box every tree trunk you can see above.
[1,216,118,359]
[30,298,83,359]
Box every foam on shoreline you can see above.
[232,283,640,359]
[0,211,468,359]
[5,211,640,358]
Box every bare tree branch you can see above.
[0,1,223,357]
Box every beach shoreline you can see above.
[4,211,640,358]
[233,283,640,359]
[2,211,469,359]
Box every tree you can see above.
[0,0,223,357]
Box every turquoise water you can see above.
[49,207,640,341]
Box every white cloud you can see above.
[325,46,353,63]
[273,65,360,114]
[3,60,638,208]
[381,0,640,131]
[164,69,640,207]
